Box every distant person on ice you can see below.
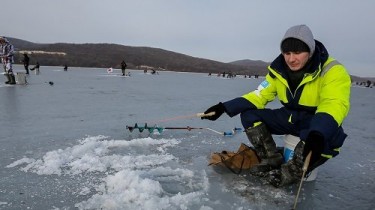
[121,60,127,76]
[64,64,68,71]
[201,25,351,187]
[0,36,16,84]
[22,53,30,74]
[30,61,40,75]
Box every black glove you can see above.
[201,102,226,121]
[303,131,325,166]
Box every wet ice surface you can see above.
[0,65,374,210]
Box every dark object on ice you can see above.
[49,81,54,86]
[30,62,40,71]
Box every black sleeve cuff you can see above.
[223,97,256,117]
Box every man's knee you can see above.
[240,111,259,128]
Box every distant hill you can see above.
[228,59,270,76]
[229,59,270,68]
[8,37,267,76]
[7,37,373,82]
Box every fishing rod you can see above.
[126,123,242,136]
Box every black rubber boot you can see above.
[245,123,283,170]
[267,141,305,187]
[4,73,11,84]
[9,74,16,85]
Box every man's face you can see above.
[282,51,310,71]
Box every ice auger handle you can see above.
[196,112,215,118]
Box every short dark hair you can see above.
[281,38,310,53]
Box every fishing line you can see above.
[144,112,215,124]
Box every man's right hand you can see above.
[201,102,226,121]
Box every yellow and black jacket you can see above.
[224,41,351,158]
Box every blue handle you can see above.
[223,132,233,136]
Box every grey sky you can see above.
[2,0,374,77]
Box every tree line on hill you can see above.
[8,37,268,76]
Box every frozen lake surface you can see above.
[0,65,374,210]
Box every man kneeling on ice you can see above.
[201,25,351,187]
